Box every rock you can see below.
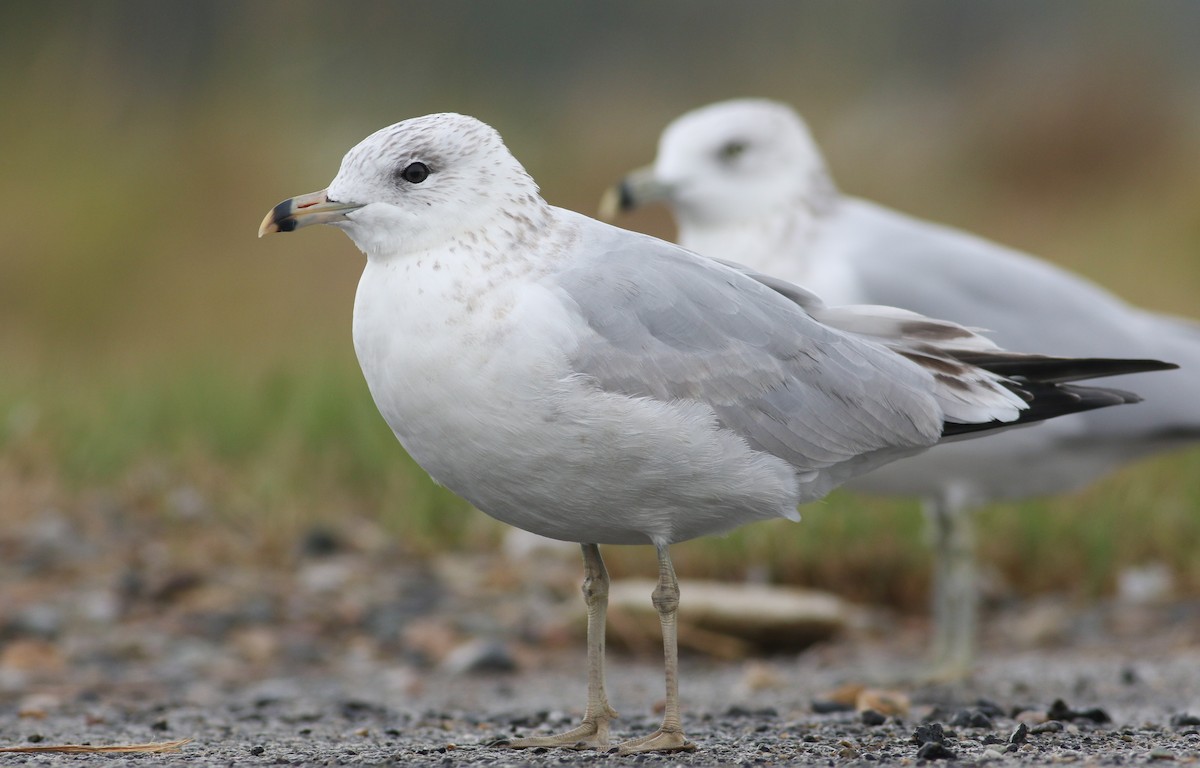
[856,688,910,718]
[1031,721,1064,734]
[1047,698,1111,724]
[912,723,946,746]
[916,741,956,760]
[1010,722,1029,744]
[440,639,517,675]
[951,708,995,729]
[861,709,887,726]
[603,579,846,656]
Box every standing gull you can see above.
[259,113,1171,753]
[605,98,1200,677]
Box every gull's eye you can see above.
[398,161,430,184]
[718,141,747,161]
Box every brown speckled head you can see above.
[283,113,549,259]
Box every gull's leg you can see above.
[498,543,617,750]
[616,543,697,754]
[924,490,977,681]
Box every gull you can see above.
[605,97,1200,677]
[258,112,1171,753]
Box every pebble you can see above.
[912,723,946,745]
[916,741,957,760]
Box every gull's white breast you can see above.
[350,242,800,547]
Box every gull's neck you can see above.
[677,173,839,286]
[360,192,557,269]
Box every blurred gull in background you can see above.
[258,112,1172,751]
[605,97,1200,678]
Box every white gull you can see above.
[606,97,1200,676]
[260,112,1171,752]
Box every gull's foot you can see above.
[616,727,697,755]
[493,715,614,751]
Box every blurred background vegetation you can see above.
[2,0,1199,611]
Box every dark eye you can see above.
[718,141,747,161]
[398,161,430,184]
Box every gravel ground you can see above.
[4,509,1200,765]
[4,640,1200,766]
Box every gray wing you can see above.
[549,218,947,484]
[831,199,1200,435]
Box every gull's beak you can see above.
[598,165,673,221]
[258,189,365,237]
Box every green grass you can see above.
[5,357,1199,610]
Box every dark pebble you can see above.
[951,709,995,729]
[975,699,1007,719]
[151,719,170,731]
[300,526,342,557]
[1046,698,1112,724]
[1171,713,1200,727]
[861,709,887,726]
[1076,707,1112,723]
[916,741,956,760]
[1047,699,1073,721]
[725,705,778,718]
[811,699,853,714]
[249,745,266,756]
[912,723,946,745]
[1031,721,1064,734]
[1010,722,1029,744]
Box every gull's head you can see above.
[602,99,831,227]
[259,113,541,257]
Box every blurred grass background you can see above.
[2,1,1199,612]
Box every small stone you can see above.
[981,747,1006,760]
[1170,713,1200,727]
[975,699,1007,719]
[861,709,887,726]
[1031,721,1064,734]
[249,745,265,756]
[441,639,517,675]
[951,709,995,729]
[1010,722,1029,744]
[912,723,946,745]
[811,699,853,714]
[1074,707,1111,724]
[1149,748,1176,761]
[1047,699,1073,721]
[916,741,956,760]
[151,719,169,731]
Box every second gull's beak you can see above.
[598,165,672,221]
[258,189,365,237]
